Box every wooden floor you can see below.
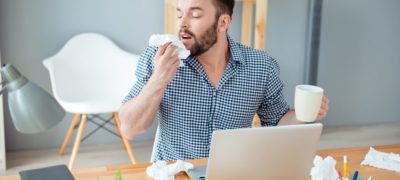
[1,122,400,176]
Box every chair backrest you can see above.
[164,0,268,50]
[43,33,139,107]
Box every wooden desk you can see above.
[2,144,400,180]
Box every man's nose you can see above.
[178,15,190,29]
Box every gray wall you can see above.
[318,0,400,126]
[268,0,310,104]
[0,0,310,150]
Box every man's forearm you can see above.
[119,42,180,139]
[119,77,165,139]
[277,110,304,126]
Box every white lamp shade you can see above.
[8,82,65,133]
[1,64,65,133]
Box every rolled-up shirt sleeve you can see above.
[122,46,157,103]
[257,57,290,126]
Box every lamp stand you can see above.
[0,50,6,171]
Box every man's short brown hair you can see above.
[212,0,235,18]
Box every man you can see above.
[120,0,329,162]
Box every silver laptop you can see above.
[188,123,323,180]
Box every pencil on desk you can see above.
[343,155,348,180]
[352,170,358,180]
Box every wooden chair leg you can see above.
[112,112,137,164]
[68,114,87,169]
[59,113,81,155]
[111,113,126,150]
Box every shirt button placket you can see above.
[208,89,217,150]
[211,91,218,118]
[210,90,218,127]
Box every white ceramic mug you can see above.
[295,85,324,122]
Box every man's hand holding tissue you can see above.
[119,42,180,139]
[151,42,180,88]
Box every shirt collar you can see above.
[227,34,246,64]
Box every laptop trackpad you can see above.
[187,166,207,180]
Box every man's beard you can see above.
[181,20,218,56]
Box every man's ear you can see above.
[218,14,231,32]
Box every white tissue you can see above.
[146,160,194,180]
[361,147,400,172]
[310,155,339,180]
[149,34,191,67]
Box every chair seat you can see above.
[59,99,122,114]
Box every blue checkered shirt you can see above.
[123,35,290,162]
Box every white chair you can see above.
[43,33,139,169]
